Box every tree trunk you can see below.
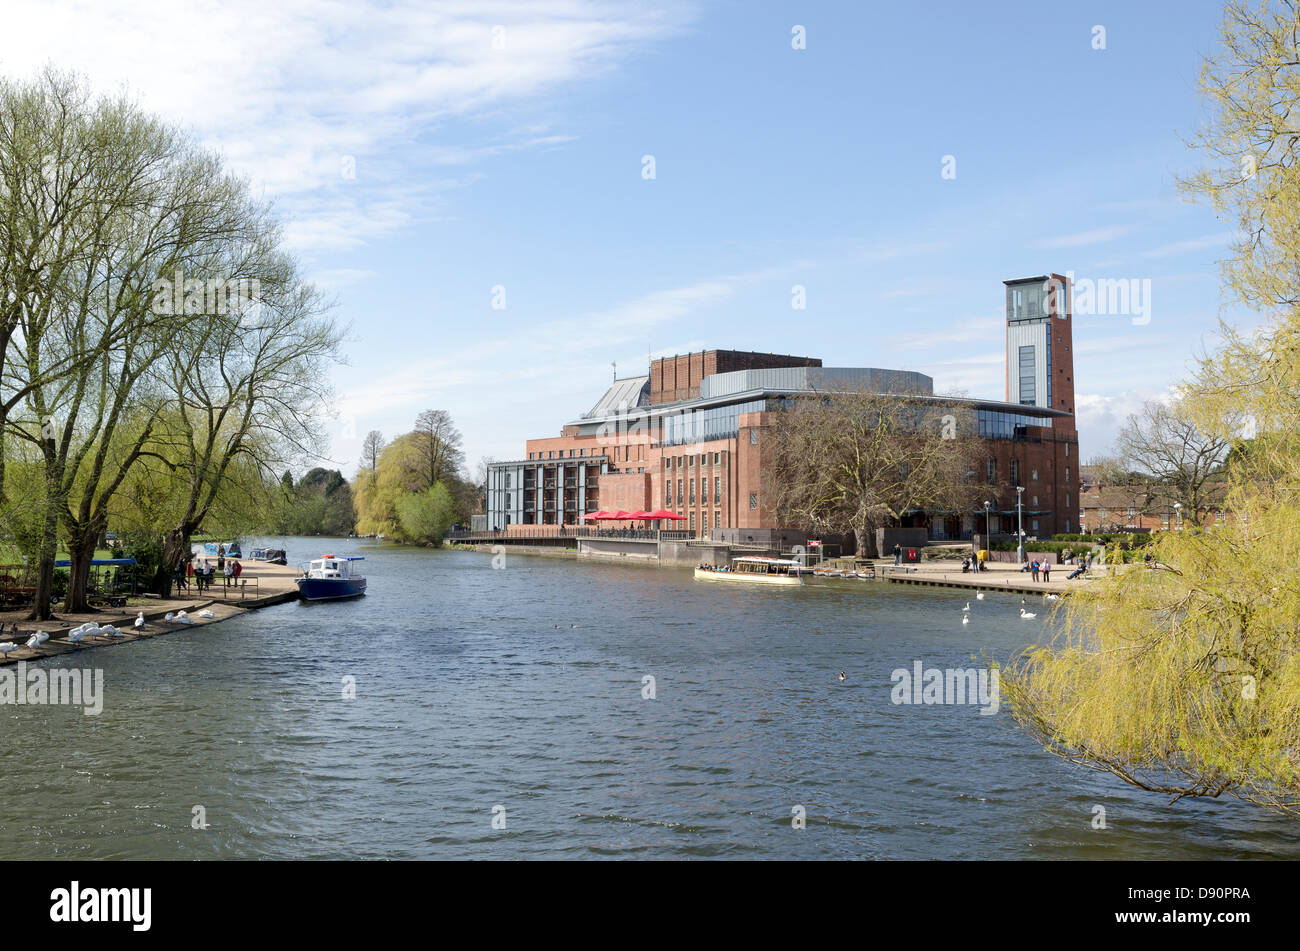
[155,525,194,598]
[854,526,879,559]
[27,503,60,621]
[64,520,102,613]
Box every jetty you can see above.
[0,560,303,667]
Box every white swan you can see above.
[976,592,985,600]
[0,643,18,653]
[26,632,49,647]
[1019,608,1037,620]
[1045,593,1060,601]
[164,612,175,621]
[962,602,971,612]
[102,624,123,637]
[174,611,195,625]
[198,609,215,619]
[961,615,969,625]
[68,628,88,642]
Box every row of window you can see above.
[667,476,724,507]
[665,451,724,469]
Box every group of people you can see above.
[172,543,244,594]
[959,555,988,573]
[1019,558,1054,582]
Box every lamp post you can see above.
[1174,501,1183,531]
[1016,485,1025,562]
[984,500,992,547]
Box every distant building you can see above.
[485,276,1081,546]
[1078,465,1231,533]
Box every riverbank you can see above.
[0,560,302,666]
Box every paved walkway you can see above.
[878,558,1101,595]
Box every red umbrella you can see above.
[647,509,685,520]
[628,510,652,519]
[579,511,609,520]
[611,511,633,520]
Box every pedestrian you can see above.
[217,544,225,573]
[1031,559,1040,582]
[893,543,902,566]
[234,559,243,587]
[224,559,234,588]
[1042,559,1051,582]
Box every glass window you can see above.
[1018,345,1036,404]
[749,492,758,510]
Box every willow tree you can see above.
[762,383,978,556]
[1002,0,1300,816]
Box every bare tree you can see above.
[1113,398,1229,524]
[413,408,463,489]
[360,430,385,485]
[762,384,978,556]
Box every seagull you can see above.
[1019,608,1037,620]
[134,611,146,630]
[838,671,847,682]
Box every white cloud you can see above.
[0,0,694,254]
[1035,225,1135,249]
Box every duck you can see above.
[1019,608,1037,620]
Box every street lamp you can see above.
[983,500,992,544]
[1016,485,1025,562]
[1174,502,1183,531]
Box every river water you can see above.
[1,537,1295,860]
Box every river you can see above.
[1,537,1294,859]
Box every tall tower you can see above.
[1003,274,1074,416]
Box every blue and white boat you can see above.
[296,555,367,601]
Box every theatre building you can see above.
[483,275,1081,548]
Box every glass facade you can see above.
[975,408,1052,440]
[661,399,767,447]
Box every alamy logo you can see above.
[50,882,151,931]
[150,268,261,323]
[0,661,103,715]
[1053,271,1151,325]
[890,660,999,714]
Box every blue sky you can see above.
[2,0,1249,476]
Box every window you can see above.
[713,452,720,465]
[1032,496,1038,506]
[1128,507,1135,519]
[528,452,533,460]
[1065,443,1070,457]
[750,429,758,445]
[689,455,694,468]
[505,474,512,488]
[506,494,511,508]
[666,457,672,468]
[715,509,721,529]
[715,477,721,500]
[749,492,758,510]
[702,512,708,533]
[1018,345,1036,404]
[690,511,695,530]
[1010,459,1020,486]
[579,449,586,457]
[689,479,695,504]
[986,458,996,484]
[702,479,708,504]
[677,479,682,506]
[1031,468,1038,481]
[1031,519,1039,532]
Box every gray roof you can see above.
[585,376,649,418]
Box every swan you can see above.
[0,643,18,653]
[1019,608,1037,620]
[961,615,969,625]
[976,592,985,600]
[26,632,49,647]
[101,624,122,637]
[198,609,215,619]
[68,628,88,642]
[962,602,971,612]
[164,612,175,621]
[1045,593,1060,601]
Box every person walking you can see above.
[1031,559,1040,582]
[893,544,902,566]
[224,559,234,588]
[1042,559,1052,582]
[186,558,195,593]
[233,559,243,589]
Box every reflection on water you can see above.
[1,539,1295,859]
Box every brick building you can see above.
[484,275,1082,547]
